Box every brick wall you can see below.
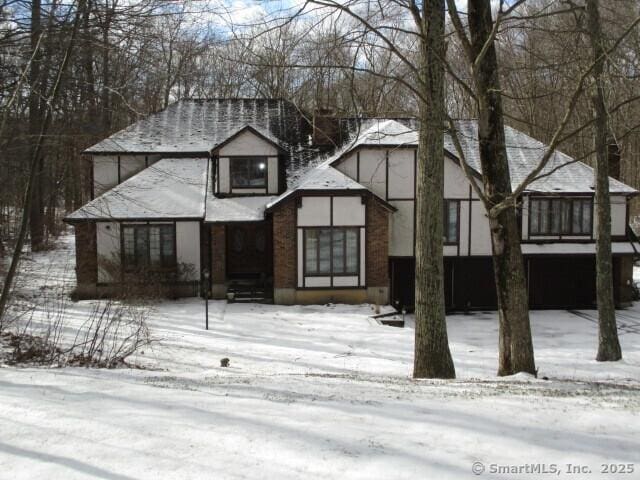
[366,197,390,287]
[272,199,297,288]
[210,224,226,284]
[74,222,97,285]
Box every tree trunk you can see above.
[413,0,456,379]
[586,0,622,362]
[468,0,536,376]
[28,0,45,251]
[0,1,84,326]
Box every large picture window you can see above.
[230,157,267,188]
[443,200,460,244]
[122,224,176,270]
[304,228,359,276]
[529,197,592,236]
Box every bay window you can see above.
[529,197,592,236]
[122,224,176,270]
[304,228,359,276]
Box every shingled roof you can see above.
[331,119,637,195]
[65,158,209,221]
[85,99,308,155]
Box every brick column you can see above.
[210,224,227,299]
[74,222,97,298]
[366,197,390,304]
[272,199,297,304]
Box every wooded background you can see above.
[1,0,639,251]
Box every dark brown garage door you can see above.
[527,257,597,309]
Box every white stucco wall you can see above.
[268,156,279,194]
[336,153,358,180]
[93,154,160,197]
[176,221,200,280]
[218,130,279,156]
[611,196,627,237]
[218,157,230,193]
[444,156,474,198]
[387,149,414,199]
[298,196,331,226]
[332,196,365,226]
[93,156,119,197]
[389,200,414,256]
[469,204,492,256]
[358,150,387,199]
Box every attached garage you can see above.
[390,254,626,312]
[526,257,597,309]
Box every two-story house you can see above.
[65,99,639,310]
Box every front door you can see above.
[226,222,272,279]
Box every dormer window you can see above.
[231,157,267,188]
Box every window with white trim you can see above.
[230,157,267,188]
[304,228,359,276]
[122,224,176,270]
[529,197,592,236]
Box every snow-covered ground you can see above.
[1,235,639,479]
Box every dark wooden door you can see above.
[226,223,272,278]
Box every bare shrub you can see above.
[3,254,153,368]
[67,296,151,368]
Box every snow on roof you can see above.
[65,158,208,221]
[266,143,372,211]
[452,121,636,195]
[332,119,636,195]
[205,196,276,223]
[346,119,418,148]
[85,99,303,154]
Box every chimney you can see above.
[312,108,341,148]
[608,139,621,180]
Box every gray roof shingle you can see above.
[331,119,636,195]
[85,99,306,155]
[65,158,209,221]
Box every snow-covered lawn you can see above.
[1,235,639,479]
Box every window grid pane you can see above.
[530,200,539,234]
[581,200,592,234]
[149,227,161,266]
[530,198,591,236]
[332,230,345,274]
[305,230,318,274]
[123,224,175,271]
[304,228,359,276]
[231,158,267,188]
[318,229,331,274]
[443,200,459,243]
[345,229,358,274]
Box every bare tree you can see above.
[0,0,83,324]
[586,0,622,361]
[448,0,536,375]
[413,0,456,378]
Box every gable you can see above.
[216,129,280,157]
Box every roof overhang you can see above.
[265,188,396,213]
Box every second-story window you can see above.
[529,197,592,236]
[443,200,460,244]
[231,157,267,188]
